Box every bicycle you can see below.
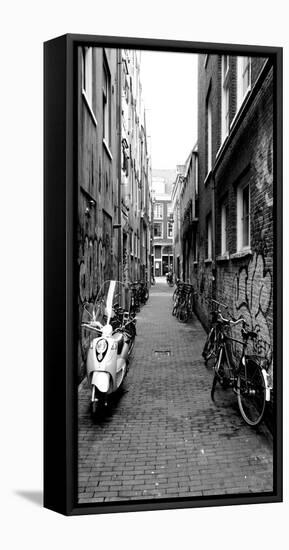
[138,280,149,304]
[202,298,229,364]
[211,313,271,427]
[172,282,195,322]
[129,282,140,315]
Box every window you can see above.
[154,203,163,219]
[237,181,250,251]
[130,232,133,255]
[154,222,163,238]
[82,47,93,108]
[167,203,173,218]
[236,56,251,111]
[155,246,161,259]
[194,153,199,196]
[193,230,198,262]
[135,234,138,257]
[103,59,111,146]
[167,221,173,238]
[221,203,228,255]
[206,214,212,260]
[206,94,212,174]
[221,56,230,142]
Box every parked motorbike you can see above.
[166,271,174,286]
[81,280,136,413]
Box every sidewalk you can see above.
[78,279,273,503]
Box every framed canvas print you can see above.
[44,34,282,516]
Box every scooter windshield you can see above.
[93,280,131,326]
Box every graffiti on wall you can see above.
[78,222,113,366]
[254,130,273,193]
[232,252,273,368]
[79,235,105,304]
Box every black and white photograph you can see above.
[76,43,279,506]
[3,0,288,546]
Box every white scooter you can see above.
[81,280,136,413]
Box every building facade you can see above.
[121,49,152,285]
[174,53,274,391]
[77,47,152,380]
[151,172,174,277]
[172,151,199,282]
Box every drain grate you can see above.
[154,350,171,357]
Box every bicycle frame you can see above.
[211,316,271,426]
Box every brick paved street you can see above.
[78,278,273,503]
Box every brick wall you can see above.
[215,68,274,379]
[192,54,221,328]
[194,54,274,403]
[77,47,120,381]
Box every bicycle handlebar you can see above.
[81,322,102,333]
[211,298,228,310]
[218,313,245,326]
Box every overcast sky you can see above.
[139,50,198,171]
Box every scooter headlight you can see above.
[96,339,108,354]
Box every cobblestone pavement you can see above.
[78,278,273,503]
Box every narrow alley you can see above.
[78,278,273,504]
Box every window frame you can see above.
[154,221,163,239]
[167,221,173,239]
[206,92,212,175]
[194,153,199,196]
[206,214,212,260]
[154,203,163,220]
[81,47,97,124]
[167,203,173,218]
[154,245,162,259]
[236,56,251,112]
[221,202,228,256]
[237,180,251,252]
[193,230,198,263]
[221,56,230,143]
[102,56,112,149]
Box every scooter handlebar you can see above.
[112,317,136,335]
[81,322,103,333]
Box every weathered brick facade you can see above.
[121,50,152,285]
[77,47,120,380]
[77,47,152,380]
[178,54,274,395]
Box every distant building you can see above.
[172,150,198,281]
[151,170,175,276]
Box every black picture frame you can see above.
[44,33,283,516]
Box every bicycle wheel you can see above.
[178,302,188,322]
[202,327,216,361]
[237,358,266,426]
